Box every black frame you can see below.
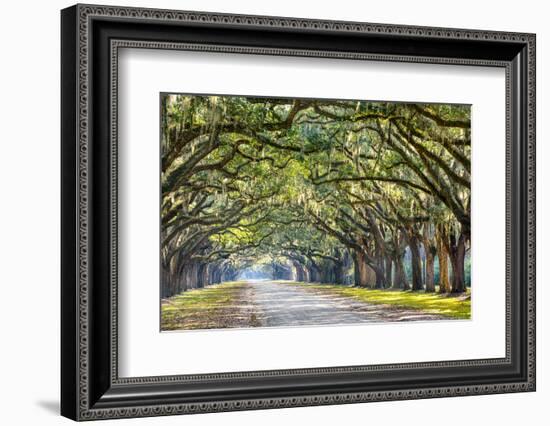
[61,4,536,421]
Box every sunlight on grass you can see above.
[280,281,471,320]
[161,281,247,330]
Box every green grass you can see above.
[281,281,471,320]
[161,281,249,330]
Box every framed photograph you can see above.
[61,4,536,421]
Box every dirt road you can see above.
[247,280,445,327]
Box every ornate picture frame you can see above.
[61,4,535,421]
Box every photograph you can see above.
[160,94,472,331]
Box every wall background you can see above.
[0,0,546,424]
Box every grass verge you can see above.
[282,281,471,320]
[161,281,257,330]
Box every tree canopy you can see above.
[160,94,471,297]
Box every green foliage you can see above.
[161,94,471,296]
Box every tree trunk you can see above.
[353,251,376,287]
[436,230,451,293]
[392,253,410,290]
[273,263,292,280]
[333,261,345,285]
[354,251,368,287]
[211,264,222,285]
[408,234,423,290]
[422,226,435,292]
[196,263,206,288]
[318,263,331,284]
[294,262,307,282]
[424,249,435,292]
[220,264,235,282]
[162,264,175,298]
[384,255,393,289]
[449,232,467,293]
[308,263,320,283]
[186,262,198,290]
[373,257,385,289]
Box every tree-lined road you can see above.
[241,280,447,327]
[161,96,471,300]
